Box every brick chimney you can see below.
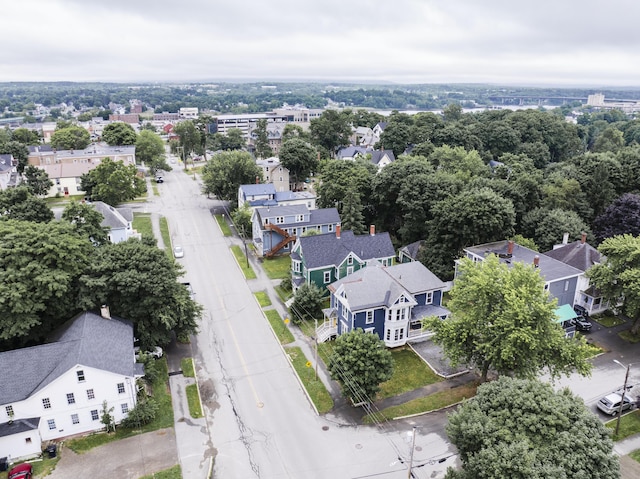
[369,225,375,236]
[533,255,540,268]
[581,232,587,245]
[507,240,514,255]
[100,305,111,319]
[336,224,341,239]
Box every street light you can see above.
[613,360,635,436]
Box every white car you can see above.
[597,392,633,415]
[173,245,184,258]
[134,346,164,360]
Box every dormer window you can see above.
[347,256,353,265]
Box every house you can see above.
[351,126,377,148]
[544,232,609,316]
[239,184,316,211]
[252,205,340,257]
[249,123,287,157]
[0,154,20,190]
[91,201,138,243]
[370,150,395,170]
[0,309,143,462]
[336,146,371,161]
[317,261,450,347]
[372,122,387,138]
[291,225,396,294]
[255,157,290,192]
[461,240,583,307]
[398,240,424,264]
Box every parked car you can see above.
[173,245,184,258]
[573,304,590,319]
[134,346,164,360]
[182,282,195,299]
[570,316,592,332]
[8,464,33,479]
[597,392,633,415]
[155,175,164,183]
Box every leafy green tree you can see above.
[254,119,273,159]
[282,124,309,143]
[173,120,202,157]
[82,158,146,205]
[588,234,640,334]
[428,145,487,179]
[119,398,159,428]
[231,202,252,239]
[290,283,324,324]
[51,126,91,150]
[201,151,262,201]
[593,193,640,243]
[426,256,592,382]
[0,140,29,173]
[100,400,115,433]
[23,165,53,196]
[327,329,394,401]
[340,189,366,234]
[521,208,591,252]
[442,103,463,122]
[0,220,92,345]
[209,128,246,152]
[78,238,202,348]
[592,126,625,153]
[279,138,318,190]
[11,128,41,145]
[136,130,169,173]
[309,109,352,157]
[102,122,137,146]
[61,201,109,245]
[316,159,376,214]
[0,187,54,223]
[444,377,619,479]
[377,121,411,157]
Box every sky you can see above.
[3,0,640,87]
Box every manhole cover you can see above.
[322,426,329,431]
[415,446,422,452]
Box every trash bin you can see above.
[46,444,57,458]
[0,457,8,472]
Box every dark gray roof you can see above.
[255,206,339,229]
[240,184,276,197]
[543,241,601,272]
[384,261,446,294]
[92,201,127,229]
[0,417,40,439]
[464,241,583,282]
[0,311,136,405]
[299,230,395,270]
[399,240,424,261]
[117,207,133,222]
[370,150,395,165]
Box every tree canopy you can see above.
[201,151,262,201]
[23,165,53,196]
[445,377,619,479]
[426,255,592,381]
[81,158,146,205]
[593,193,640,244]
[253,119,273,159]
[0,186,54,223]
[102,122,137,146]
[61,201,109,245]
[309,109,352,157]
[278,138,318,189]
[50,125,91,150]
[136,130,170,173]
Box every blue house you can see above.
[318,261,450,348]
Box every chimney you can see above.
[370,225,375,236]
[562,232,569,245]
[507,240,514,255]
[100,305,111,319]
[336,224,341,239]
[581,232,587,245]
[533,255,540,268]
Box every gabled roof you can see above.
[255,205,339,228]
[384,261,446,294]
[0,417,40,439]
[240,183,276,197]
[337,146,371,159]
[399,240,424,261]
[0,311,136,405]
[543,240,601,272]
[298,230,395,270]
[274,190,315,202]
[370,150,396,166]
[92,201,129,229]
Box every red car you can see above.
[8,463,33,479]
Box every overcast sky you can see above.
[3,0,640,86]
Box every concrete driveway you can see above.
[47,428,177,479]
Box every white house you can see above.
[91,201,138,243]
[0,310,143,461]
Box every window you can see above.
[364,327,375,334]
[347,256,353,265]
[5,405,13,417]
[47,419,56,430]
[328,224,334,232]
[71,414,80,425]
[296,214,304,222]
[87,389,95,400]
[564,280,570,292]
[67,393,76,405]
[544,284,549,291]
[117,382,125,394]
[121,403,129,414]
[90,409,99,421]
[42,398,51,409]
[276,216,284,224]
[77,370,85,382]
[426,292,433,305]
[366,311,374,324]
[25,438,32,444]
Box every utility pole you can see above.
[615,361,631,437]
[314,317,318,380]
[407,426,417,478]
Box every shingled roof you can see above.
[0,311,136,405]
[543,240,602,272]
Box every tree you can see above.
[279,138,318,190]
[593,193,640,243]
[340,189,366,234]
[50,126,91,150]
[100,400,115,433]
[316,159,376,213]
[0,187,54,223]
[78,238,202,348]
[521,208,591,252]
[377,121,411,157]
[61,201,109,245]
[428,145,487,179]
[426,256,592,382]
[11,127,41,145]
[136,130,169,173]
[327,329,394,401]
[254,119,273,159]
[201,151,262,201]
[588,234,640,334]
[290,283,324,324]
[0,140,29,173]
[445,377,619,479]
[102,122,137,146]
[231,202,252,239]
[23,165,53,196]
[173,120,202,157]
[0,220,92,346]
[442,103,463,122]
[82,158,146,205]
[282,124,309,143]
[309,110,352,157]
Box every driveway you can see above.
[47,429,177,479]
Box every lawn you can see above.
[215,214,232,236]
[254,291,272,307]
[181,358,195,378]
[275,284,293,303]
[261,256,291,279]
[264,309,295,344]
[159,216,171,256]
[186,384,203,418]
[133,212,154,240]
[619,330,640,343]
[631,448,640,464]
[66,358,174,453]
[377,347,443,399]
[285,346,334,414]
[152,184,159,196]
[593,313,626,328]
[0,456,60,479]
[230,245,257,279]
[606,410,640,441]
[139,464,182,479]
[362,382,478,424]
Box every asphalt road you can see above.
[145,161,456,479]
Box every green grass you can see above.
[133,212,154,240]
[44,194,85,206]
[139,464,182,479]
[377,348,443,399]
[264,309,295,344]
[606,410,640,441]
[261,256,291,279]
[0,456,60,479]
[363,383,479,424]
[66,358,174,453]
[285,346,333,414]
[152,184,160,196]
[254,291,272,307]
[186,384,203,418]
[181,358,195,378]
[619,330,640,343]
[630,448,640,463]
[593,313,626,328]
[159,216,171,255]
[215,214,232,236]
[231,245,256,279]
[275,284,293,303]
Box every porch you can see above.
[317,308,338,343]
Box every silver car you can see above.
[597,393,633,415]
